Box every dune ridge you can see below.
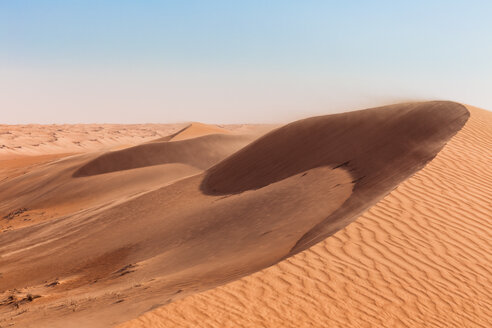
[73,134,253,177]
[118,105,491,328]
[168,122,231,141]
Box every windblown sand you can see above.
[0,102,489,328]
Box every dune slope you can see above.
[0,101,473,328]
[119,105,491,328]
[0,124,255,230]
[74,134,252,177]
[202,101,469,255]
[168,122,231,141]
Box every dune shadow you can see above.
[73,134,253,177]
[200,101,469,254]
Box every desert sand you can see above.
[0,123,185,158]
[0,101,489,328]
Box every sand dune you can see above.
[119,105,492,328]
[74,134,254,177]
[168,122,231,142]
[0,101,487,328]
[202,101,469,255]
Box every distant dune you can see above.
[0,123,185,157]
[0,122,264,158]
[0,102,489,328]
[167,122,232,142]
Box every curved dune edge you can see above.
[0,102,473,327]
[201,101,470,257]
[168,122,231,142]
[73,133,253,177]
[148,122,231,143]
[118,105,491,328]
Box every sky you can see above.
[1,1,491,124]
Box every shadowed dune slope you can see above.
[0,156,202,230]
[203,101,469,254]
[73,134,253,177]
[0,101,472,327]
[118,105,491,328]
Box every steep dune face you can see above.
[0,101,473,327]
[119,105,491,328]
[203,101,469,254]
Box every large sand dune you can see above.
[119,105,491,328]
[0,101,488,328]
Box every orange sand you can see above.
[0,102,489,328]
[119,105,492,328]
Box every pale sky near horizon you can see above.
[1,1,491,124]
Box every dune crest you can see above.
[169,122,231,141]
[73,134,253,177]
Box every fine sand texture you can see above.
[119,104,491,328]
[0,101,487,328]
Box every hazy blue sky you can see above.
[1,1,491,123]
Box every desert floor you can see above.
[0,102,490,328]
